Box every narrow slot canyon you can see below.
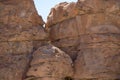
[0,0,120,80]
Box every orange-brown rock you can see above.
[0,0,47,80]
[46,2,78,27]
[25,44,73,80]
[47,0,120,79]
[47,0,120,28]
[0,0,120,80]
[0,0,47,41]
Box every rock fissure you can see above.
[0,0,120,80]
[22,47,36,80]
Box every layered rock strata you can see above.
[47,0,120,79]
[0,0,47,80]
[0,0,73,80]
[0,0,120,80]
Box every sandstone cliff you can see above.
[0,0,120,80]
[47,0,120,79]
[0,0,47,80]
[0,0,73,80]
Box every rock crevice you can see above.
[0,0,120,80]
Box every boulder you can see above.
[26,44,73,80]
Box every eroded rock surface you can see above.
[47,0,120,79]
[0,0,47,80]
[0,0,46,41]
[25,44,73,80]
[0,0,120,80]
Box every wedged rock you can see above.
[26,44,73,80]
[47,0,120,79]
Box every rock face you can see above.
[0,0,46,41]
[26,44,73,80]
[47,0,120,79]
[0,0,73,80]
[0,0,120,80]
[0,0,47,80]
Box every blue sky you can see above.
[33,0,77,22]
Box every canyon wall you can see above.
[47,0,120,79]
[0,0,120,80]
[0,0,47,80]
[0,0,73,80]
